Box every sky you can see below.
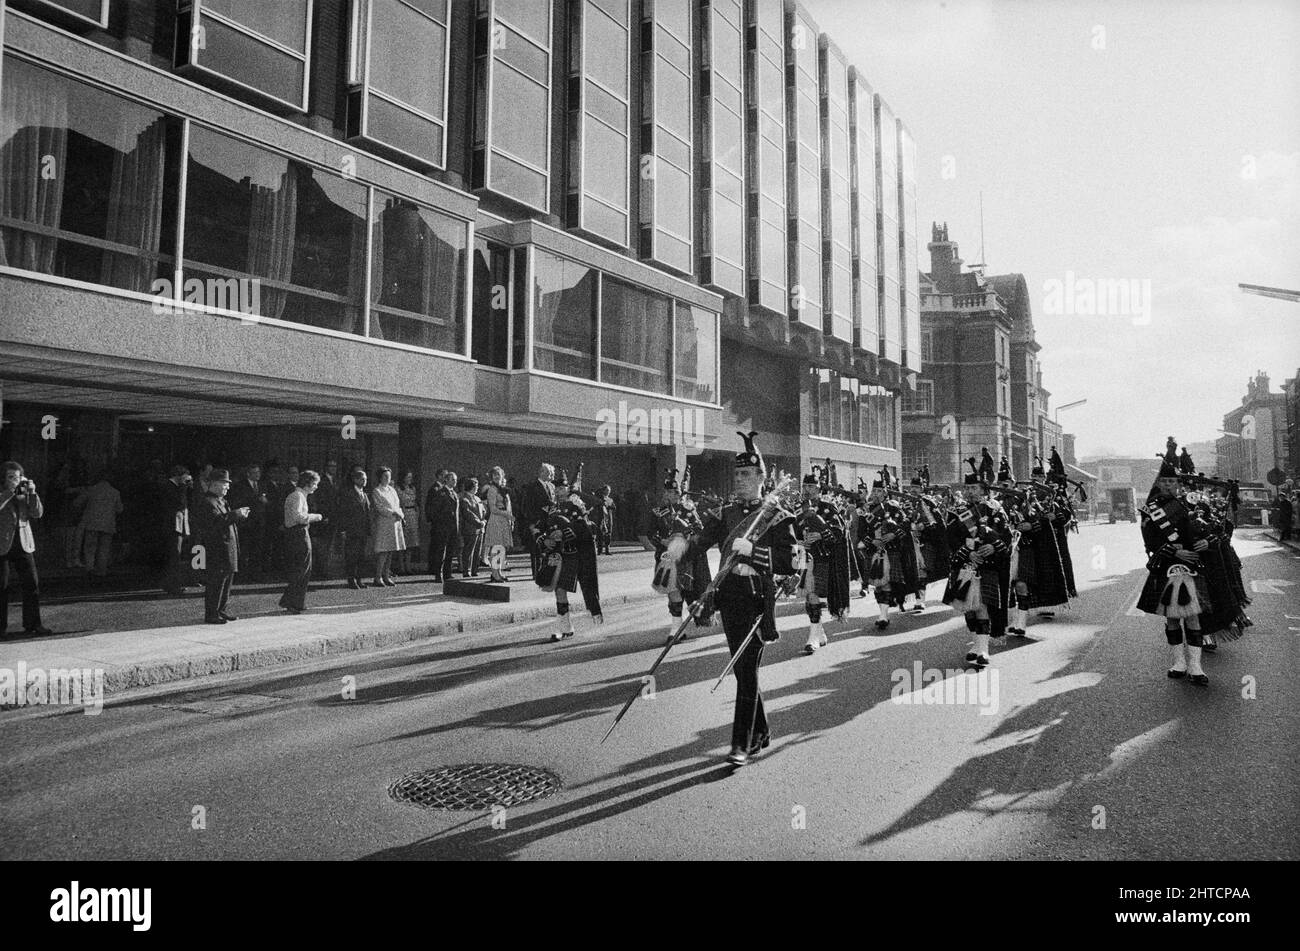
[807,0,1300,458]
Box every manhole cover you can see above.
[388,763,563,811]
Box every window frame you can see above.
[180,0,314,114]
[15,0,110,31]
[346,0,452,169]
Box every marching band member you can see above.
[532,468,603,642]
[688,432,796,766]
[795,464,854,654]
[943,463,1013,669]
[1137,449,1212,684]
[651,466,713,644]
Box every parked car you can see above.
[1234,483,1271,526]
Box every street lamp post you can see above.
[1055,398,1088,425]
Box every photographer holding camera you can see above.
[1,461,53,638]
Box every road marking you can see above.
[1250,579,1296,594]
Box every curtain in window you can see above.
[99,116,167,292]
[0,71,68,272]
[246,163,299,320]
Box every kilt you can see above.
[1136,563,1212,617]
[1196,544,1243,635]
[918,523,950,580]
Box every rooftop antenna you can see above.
[968,191,986,274]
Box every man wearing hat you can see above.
[650,467,712,645]
[194,469,249,624]
[795,465,853,653]
[942,467,1013,669]
[686,432,796,766]
[1136,447,1212,685]
[532,468,604,641]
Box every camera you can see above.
[17,479,33,496]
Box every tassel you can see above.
[1177,581,1191,606]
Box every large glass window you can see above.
[568,0,630,247]
[0,57,181,294]
[785,4,822,327]
[474,0,552,211]
[184,125,367,334]
[637,0,690,268]
[601,277,671,394]
[674,303,718,403]
[745,0,786,315]
[12,0,109,30]
[820,40,852,343]
[347,0,450,167]
[533,250,597,380]
[471,238,511,368]
[179,0,312,112]
[875,94,901,363]
[902,380,933,415]
[808,368,895,448]
[700,0,744,295]
[371,191,468,353]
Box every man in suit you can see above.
[161,465,193,595]
[425,469,460,583]
[193,469,249,624]
[228,463,267,578]
[310,459,340,579]
[335,466,372,589]
[518,463,557,577]
[1,461,52,638]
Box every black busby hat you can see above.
[663,467,679,491]
[998,456,1012,482]
[1031,455,1045,478]
[1178,447,1195,474]
[735,430,765,473]
[554,468,570,489]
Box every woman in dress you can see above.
[480,466,514,582]
[369,466,406,587]
[396,471,421,575]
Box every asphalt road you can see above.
[2,524,1296,860]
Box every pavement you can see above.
[1,523,1296,860]
[0,547,663,692]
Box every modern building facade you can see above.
[1216,371,1290,484]
[902,223,1058,485]
[0,0,920,526]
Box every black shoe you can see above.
[965,651,979,663]
[971,654,990,670]
[24,625,54,636]
[748,734,771,756]
[874,619,889,630]
[284,606,302,615]
[219,612,238,621]
[1167,668,1187,679]
[725,746,748,767]
[205,617,227,625]
[1202,642,1217,653]
[1189,673,1209,686]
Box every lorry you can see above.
[1106,486,1137,523]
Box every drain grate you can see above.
[388,763,563,811]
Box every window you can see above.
[921,330,933,363]
[474,0,553,211]
[568,0,631,246]
[875,94,900,363]
[849,68,877,354]
[601,277,672,394]
[637,0,691,269]
[177,0,312,113]
[11,0,109,31]
[0,57,181,294]
[819,37,852,343]
[471,239,511,367]
[899,120,920,366]
[346,0,450,167]
[745,0,786,315]
[533,249,597,380]
[902,380,933,415]
[675,303,718,402]
[184,125,368,334]
[785,4,822,327]
[699,0,744,294]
